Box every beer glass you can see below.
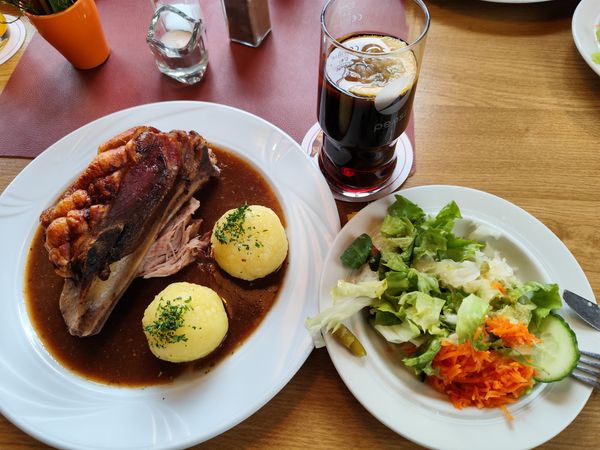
[317,0,429,200]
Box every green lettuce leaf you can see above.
[387,195,425,223]
[381,215,414,237]
[371,309,403,326]
[410,200,484,263]
[401,291,446,334]
[383,236,415,251]
[508,282,562,325]
[372,297,403,314]
[305,296,373,347]
[413,227,448,260]
[385,270,410,295]
[383,268,440,297]
[529,283,562,325]
[332,279,387,300]
[415,258,480,289]
[409,268,440,296]
[370,296,405,323]
[370,289,446,335]
[438,235,485,262]
[381,251,408,272]
[374,320,421,344]
[439,289,468,313]
[403,338,442,376]
[456,294,489,343]
[430,200,461,232]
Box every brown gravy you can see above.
[24,146,287,387]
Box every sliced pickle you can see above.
[331,324,366,357]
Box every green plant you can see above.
[1,0,76,15]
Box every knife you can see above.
[563,290,600,331]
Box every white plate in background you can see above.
[0,16,26,66]
[572,0,600,76]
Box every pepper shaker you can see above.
[221,0,271,47]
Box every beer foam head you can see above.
[326,35,418,107]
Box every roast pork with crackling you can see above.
[39,126,220,337]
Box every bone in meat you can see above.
[40,127,219,336]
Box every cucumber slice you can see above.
[532,313,580,383]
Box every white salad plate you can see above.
[0,16,26,66]
[572,0,600,77]
[320,185,595,450]
[0,101,341,450]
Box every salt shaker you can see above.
[221,0,271,47]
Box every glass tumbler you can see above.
[317,0,430,200]
[147,4,208,84]
[151,0,204,21]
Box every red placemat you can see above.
[0,0,414,161]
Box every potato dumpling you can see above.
[142,282,228,363]
[211,204,288,281]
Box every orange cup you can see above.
[26,0,110,69]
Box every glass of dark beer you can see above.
[317,0,429,200]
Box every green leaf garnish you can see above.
[214,203,250,244]
[144,296,193,348]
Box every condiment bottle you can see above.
[221,0,271,47]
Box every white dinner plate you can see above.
[572,0,600,76]
[0,16,26,66]
[320,185,595,450]
[0,101,341,449]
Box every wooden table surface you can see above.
[1,1,599,448]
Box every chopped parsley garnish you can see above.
[214,203,264,251]
[214,203,250,244]
[144,296,193,348]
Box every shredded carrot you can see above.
[427,316,540,415]
[500,405,513,421]
[428,340,536,413]
[485,316,541,348]
[491,281,507,296]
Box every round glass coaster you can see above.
[301,122,414,203]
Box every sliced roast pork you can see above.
[137,197,211,279]
[40,126,220,336]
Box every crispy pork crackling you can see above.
[39,126,220,337]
